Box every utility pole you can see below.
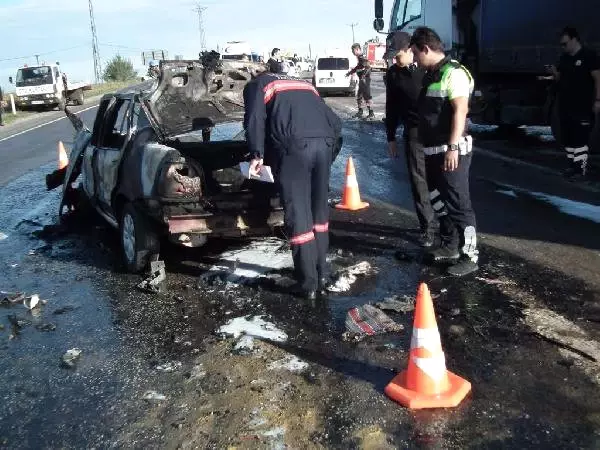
[88,0,102,83]
[193,3,208,52]
[348,22,358,43]
[35,54,40,65]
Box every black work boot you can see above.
[288,283,317,300]
[353,109,364,119]
[447,256,479,277]
[427,243,460,263]
[366,108,375,120]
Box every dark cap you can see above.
[385,31,411,58]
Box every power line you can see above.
[193,3,208,51]
[88,0,102,83]
[0,45,89,63]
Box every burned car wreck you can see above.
[46,58,333,273]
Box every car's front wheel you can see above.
[120,203,160,273]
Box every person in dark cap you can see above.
[385,31,435,248]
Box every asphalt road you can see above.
[0,75,599,448]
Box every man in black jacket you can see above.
[267,48,283,74]
[244,68,342,300]
[385,31,434,247]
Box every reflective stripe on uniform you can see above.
[423,135,473,156]
[263,80,319,104]
[290,231,315,245]
[313,222,329,233]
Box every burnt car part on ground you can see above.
[46,60,330,273]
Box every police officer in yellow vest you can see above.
[410,27,478,276]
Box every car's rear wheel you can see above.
[120,203,160,273]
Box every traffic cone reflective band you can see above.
[335,157,369,211]
[58,141,69,170]
[384,283,471,409]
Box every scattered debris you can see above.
[345,304,404,339]
[448,325,467,337]
[155,361,183,373]
[476,277,517,286]
[327,261,375,293]
[267,356,309,373]
[137,260,166,294]
[450,308,461,317]
[1,292,25,307]
[233,335,255,355]
[35,323,57,332]
[375,295,415,313]
[142,391,167,403]
[186,364,207,381]
[53,305,78,315]
[23,294,40,310]
[8,314,31,330]
[61,348,82,368]
[218,316,288,343]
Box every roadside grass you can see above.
[86,80,139,98]
[2,109,36,126]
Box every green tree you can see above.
[102,55,137,82]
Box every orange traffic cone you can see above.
[58,141,69,170]
[335,157,369,211]
[384,283,471,409]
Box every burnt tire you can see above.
[120,203,160,273]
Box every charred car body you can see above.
[47,58,336,273]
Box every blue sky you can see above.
[0,0,393,89]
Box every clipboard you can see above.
[239,161,275,183]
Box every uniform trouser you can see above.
[404,127,435,233]
[357,79,373,108]
[425,152,478,262]
[277,137,334,291]
[560,111,594,173]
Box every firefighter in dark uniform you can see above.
[410,27,479,277]
[384,31,435,248]
[346,43,374,119]
[548,26,600,180]
[243,67,342,299]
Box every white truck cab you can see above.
[10,63,91,110]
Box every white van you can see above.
[312,53,357,97]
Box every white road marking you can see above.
[0,105,99,143]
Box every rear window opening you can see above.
[317,58,350,70]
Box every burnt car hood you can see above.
[144,59,262,138]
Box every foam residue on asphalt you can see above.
[327,261,374,293]
[218,316,288,342]
[207,238,293,283]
